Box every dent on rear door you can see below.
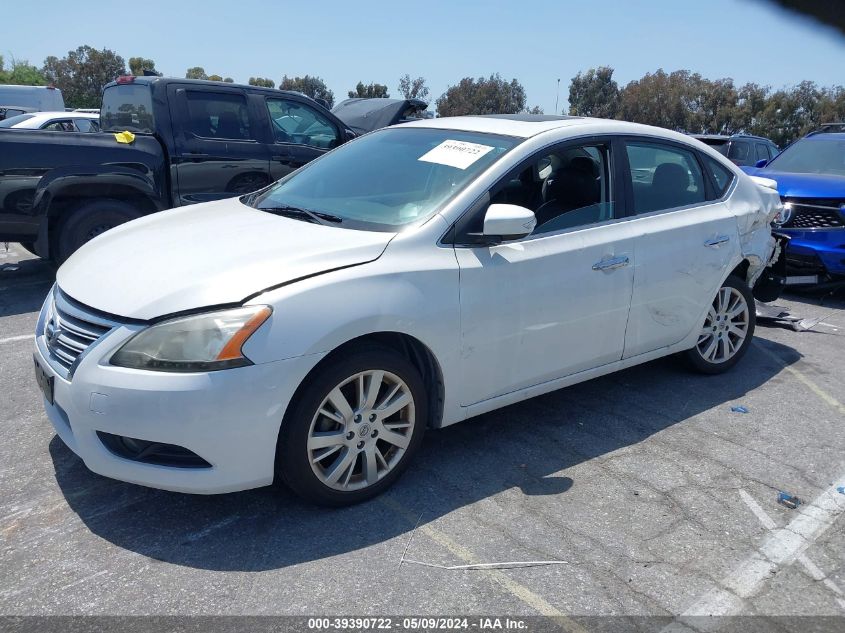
[623,203,739,359]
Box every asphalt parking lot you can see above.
[2,243,844,627]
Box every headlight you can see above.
[110,305,272,372]
[772,202,792,226]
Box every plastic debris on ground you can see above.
[731,405,749,414]
[755,300,831,332]
[777,492,803,509]
[837,486,845,495]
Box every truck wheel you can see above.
[56,200,141,263]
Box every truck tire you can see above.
[56,199,141,263]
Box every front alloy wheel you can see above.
[308,370,415,491]
[686,275,755,374]
[278,346,427,506]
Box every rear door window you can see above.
[755,143,770,163]
[625,142,706,214]
[185,91,254,140]
[702,155,734,198]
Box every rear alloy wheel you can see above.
[686,275,755,374]
[278,347,427,506]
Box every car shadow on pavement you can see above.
[0,253,55,318]
[49,337,800,572]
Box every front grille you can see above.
[781,198,845,229]
[784,252,828,276]
[43,288,120,379]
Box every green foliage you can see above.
[0,55,47,86]
[348,81,390,99]
[128,57,158,76]
[568,67,619,118]
[42,46,126,108]
[568,66,845,146]
[208,74,223,82]
[398,75,429,101]
[248,77,275,88]
[280,75,334,107]
[185,67,208,80]
[435,74,526,117]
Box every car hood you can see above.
[332,98,429,134]
[742,168,845,199]
[57,199,395,320]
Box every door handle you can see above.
[704,235,730,248]
[271,153,293,165]
[592,255,630,271]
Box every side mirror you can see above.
[480,203,536,242]
[755,158,768,168]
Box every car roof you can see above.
[107,75,316,101]
[399,114,704,143]
[20,111,98,121]
[693,133,772,142]
[9,111,98,127]
[801,132,845,141]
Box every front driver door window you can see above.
[265,98,341,178]
[455,139,636,406]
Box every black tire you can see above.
[685,274,756,374]
[277,346,427,506]
[56,199,141,263]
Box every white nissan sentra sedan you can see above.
[33,115,785,506]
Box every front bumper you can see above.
[35,322,325,494]
[780,228,845,277]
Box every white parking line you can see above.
[663,477,845,629]
[740,489,845,610]
[0,334,34,345]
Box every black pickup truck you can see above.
[0,76,355,261]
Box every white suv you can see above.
[33,115,783,506]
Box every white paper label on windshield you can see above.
[418,140,495,170]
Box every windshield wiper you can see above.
[257,205,343,225]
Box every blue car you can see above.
[743,130,845,282]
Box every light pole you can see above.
[554,78,561,114]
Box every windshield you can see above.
[0,114,36,128]
[250,127,518,231]
[767,137,845,176]
[698,138,729,156]
[100,84,155,133]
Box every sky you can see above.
[2,0,843,112]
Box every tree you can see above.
[525,105,544,114]
[617,69,694,131]
[208,74,223,82]
[42,46,126,108]
[348,81,390,99]
[249,77,275,88]
[128,57,158,76]
[0,55,47,86]
[568,67,619,118]
[224,77,234,83]
[279,75,335,107]
[398,74,429,101]
[435,74,526,117]
[185,67,208,80]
